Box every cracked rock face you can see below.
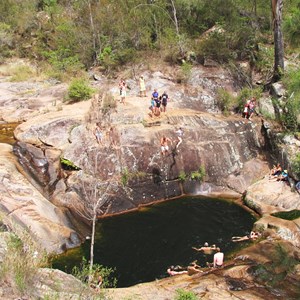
[0,144,81,254]
[13,107,268,218]
[4,64,271,252]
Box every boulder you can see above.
[0,143,81,254]
[245,177,300,247]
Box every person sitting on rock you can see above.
[269,163,282,180]
[187,261,203,275]
[277,169,289,182]
[296,181,300,194]
[206,248,224,268]
[231,231,261,242]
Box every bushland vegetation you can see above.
[0,1,297,76]
[1,1,299,122]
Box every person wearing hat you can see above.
[139,75,146,97]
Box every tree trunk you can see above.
[89,211,97,276]
[87,0,97,62]
[170,0,184,56]
[272,0,284,81]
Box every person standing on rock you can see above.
[119,79,125,96]
[160,136,172,156]
[152,89,160,116]
[120,80,127,104]
[248,97,256,120]
[175,127,184,149]
[93,123,103,145]
[139,75,146,97]
[161,91,169,113]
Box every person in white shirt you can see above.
[213,248,224,268]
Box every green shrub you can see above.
[291,153,300,179]
[97,46,117,73]
[235,87,263,113]
[253,44,274,79]
[283,8,300,48]
[216,88,233,116]
[121,168,129,186]
[0,229,47,295]
[190,165,206,182]
[271,210,300,221]
[178,171,187,182]
[72,257,117,289]
[280,68,300,131]
[0,22,14,60]
[60,157,81,170]
[177,61,193,84]
[67,78,94,102]
[196,30,232,63]
[42,49,84,79]
[174,288,197,300]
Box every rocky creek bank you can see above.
[0,61,300,299]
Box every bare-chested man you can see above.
[160,136,172,156]
[192,242,217,255]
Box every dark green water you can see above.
[53,196,256,287]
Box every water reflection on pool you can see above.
[53,196,256,287]
[0,122,19,144]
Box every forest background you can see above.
[0,0,300,131]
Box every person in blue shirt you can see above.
[152,89,160,115]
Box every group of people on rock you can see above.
[269,163,289,182]
[118,76,170,117]
[167,231,261,277]
[149,88,169,117]
[117,76,180,156]
[243,97,256,120]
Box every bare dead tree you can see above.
[77,175,117,274]
[68,157,118,280]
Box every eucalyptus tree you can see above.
[272,0,284,80]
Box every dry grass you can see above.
[0,220,48,298]
[0,60,38,82]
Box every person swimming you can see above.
[192,242,217,255]
[231,231,261,242]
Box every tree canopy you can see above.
[0,0,299,78]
